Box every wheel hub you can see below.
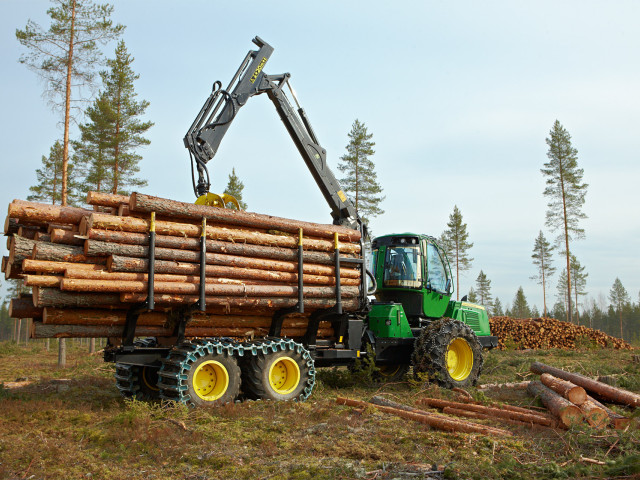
[447,338,474,381]
[268,357,300,395]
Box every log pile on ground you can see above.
[489,316,631,350]
[3,192,364,341]
[528,362,635,430]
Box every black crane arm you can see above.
[183,36,361,230]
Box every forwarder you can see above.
[109,37,497,406]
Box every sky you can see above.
[1,0,639,313]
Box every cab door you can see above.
[422,239,452,318]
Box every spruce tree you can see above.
[337,119,385,223]
[530,230,556,317]
[475,270,493,314]
[223,168,247,210]
[75,91,112,193]
[556,269,569,315]
[16,0,124,206]
[512,287,531,319]
[609,278,629,340]
[467,287,478,303]
[440,205,473,300]
[28,140,83,206]
[98,40,152,194]
[542,120,588,323]
[493,298,504,316]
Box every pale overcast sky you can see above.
[1,1,639,312]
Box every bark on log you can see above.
[87,191,129,207]
[1,256,7,273]
[120,292,358,311]
[34,232,51,242]
[527,381,584,428]
[8,235,36,265]
[60,277,359,298]
[81,213,360,254]
[32,287,124,308]
[531,361,640,407]
[578,399,609,429]
[50,228,85,246]
[87,240,359,279]
[23,275,61,288]
[416,397,557,427]
[85,228,351,264]
[4,216,18,235]
[130,192,361,242]
[8,199,90,226]
[31,322,332,339]
[32,242,106,265]
[22,259,105,275]
[106,255,360,285]
[337,397,511,436]
[441,407,549,430]
[477,381,532,391]
[540,373,588,405]
[64,267,267,285]
[8,297,43,318]
[17,226,41,239]
[586,395,631,430]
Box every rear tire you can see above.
[242,347,313,401]
[186,352,241,407]
[411,318,483,388]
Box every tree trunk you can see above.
[527,381,583,428]
[129,192,361,242]
[530,361,640,407]
[539,373,587,405]
[58,338,66,368]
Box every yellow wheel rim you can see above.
[378,365,404,378]
[268,357,300,395]
[141,367,159,392]
[193,360,229,401]
[446,338,474,381]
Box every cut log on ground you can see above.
[531,361,640,407]
[527,381,584,428]
[586,395,631,430]
[337,397,511,436]
[578,399,609,429]
[416,396,557,427]
[540,373,587,405]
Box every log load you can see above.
[3,192,364,341]
[489,316,632,350]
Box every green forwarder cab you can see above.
[365,233,497,387]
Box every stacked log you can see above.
[3,193,364,341]
[528,362,635,430]
[489,316,631,350]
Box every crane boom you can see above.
[183,36,360,230]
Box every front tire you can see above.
[411,318,483,388]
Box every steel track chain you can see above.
[158,337,316,406]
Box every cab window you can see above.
[383,245,422,288]
[426,242,448,293]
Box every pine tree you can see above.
[542,120,588,323]
[16,0,124,206]
[75,91,112,193]
[467,287,478,303]
[337,119,385,223]
[223,168,247,210]
[609,278,629,340]
[98,40,152,194]
[530,230,556,317]
[556,269,569,315]
[569,254,588,324]
[28,140,83,206]
[512,287,531,319]
[475,270,493,314]
[440,205,473,300]
[531,305,540,318]
[493,298,504,316]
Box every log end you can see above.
[559,405,584,428]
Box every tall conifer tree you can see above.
[440,205,473,300]
[512,287,531,319]
[223,168,247,210]
[16,0,123,206]
[475,270,493,314]
[542,120,588,323]
[609,278,629,340]
[28,140,83,206]
[337,119,385,223]
[531,230,556,317]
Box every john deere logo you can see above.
[250,57,268,83]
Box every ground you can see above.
[0,342,638,480]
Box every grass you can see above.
[0,342,638,479]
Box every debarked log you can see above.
[8,199,90,226]
[87,237,361,277]
[81,213,360,254]
[129,192,361,242]
[31,322,333,339]
[50,228,85,246]
[60,278,359,298]
[85,228,353,265]
[86,191,130,207]
[22,259,106,275]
